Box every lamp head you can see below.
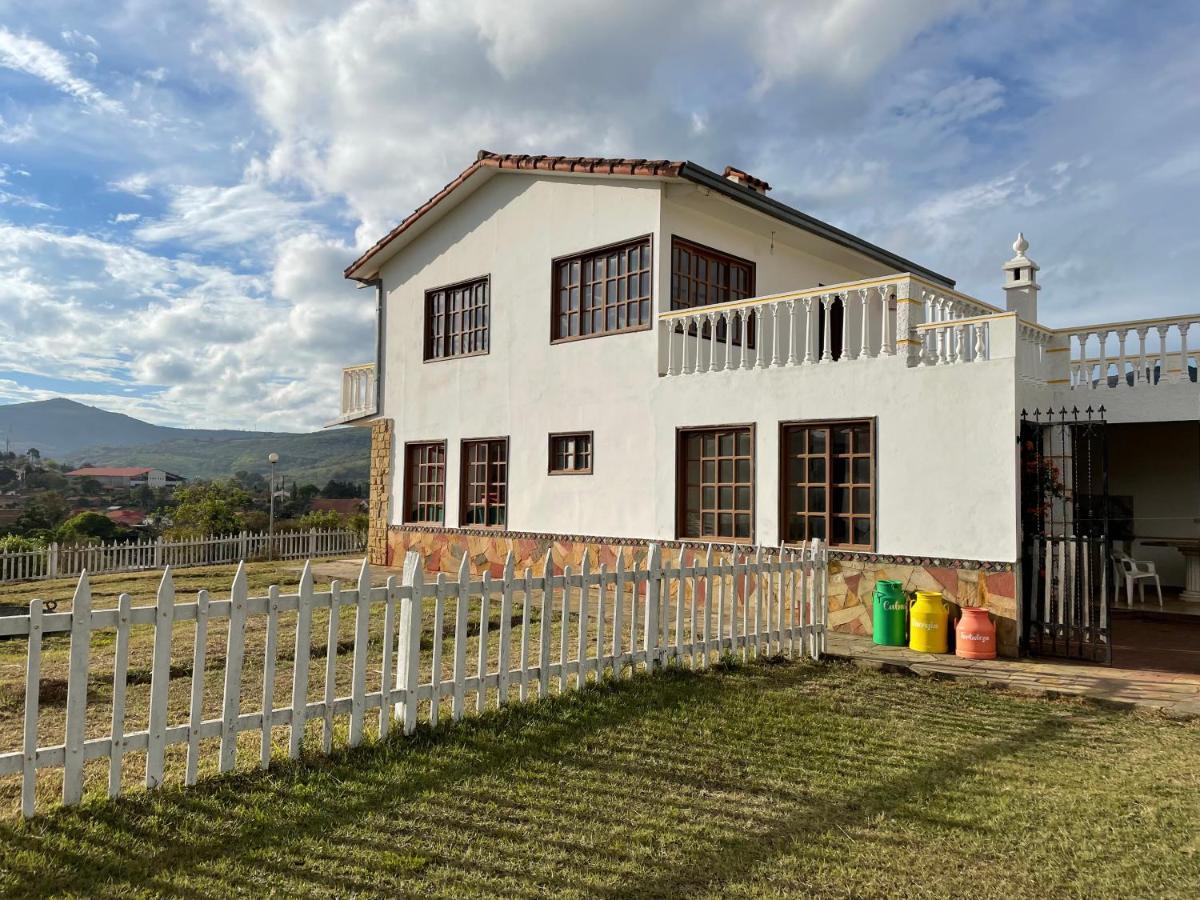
[268,452,279,465]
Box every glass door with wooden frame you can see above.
[781,420,874,549]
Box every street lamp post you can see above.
[268,452,279,561]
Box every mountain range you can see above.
[0,398,369,485]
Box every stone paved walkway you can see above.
[826,633,1200,718]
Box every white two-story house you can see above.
[338,151,1200,663]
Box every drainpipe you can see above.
[363,277,384,416]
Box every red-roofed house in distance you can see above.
[310,498,367,517]
[104,508,149,528]
[65,467,187,491]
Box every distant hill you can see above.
[0,398,369,485]
[0,398,260,459]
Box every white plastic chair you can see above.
[1114,552,1163,608]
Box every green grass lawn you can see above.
[1,659,1197,899]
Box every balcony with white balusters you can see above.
[657,273,1020,376]
[336,363,377,423]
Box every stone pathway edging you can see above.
[826,633,1200,720]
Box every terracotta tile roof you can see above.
[66,467,153,477]
[104,508,147,526]
[345,150,956,288]
[310,498,366,516]
[345,151,685,279]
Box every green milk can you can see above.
[872,580,907,646]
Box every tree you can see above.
[57,512,120,544]
[297,509,344,531]
[15,494,70,533]
[77,477,103,495]
[168,481,254,536]
[26,448,40,460]
[321,479,361,498]
[0,466,16,487]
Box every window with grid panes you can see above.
[549,432,592,474]
[460,439,508,528]
[424,276,489,361]
[552,237,652,341]
[670,237,755,310]
[781,421,874,549]
[403,442,446,523]
[677,426,754,541]
[670,237,756,345]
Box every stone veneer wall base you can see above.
[367,419,392,566]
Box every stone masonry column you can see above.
[368,418,393,566]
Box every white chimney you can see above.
[1003,232,1040,322]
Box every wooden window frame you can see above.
[402,440,447,525]
[670,236,757,347]
[778,418,876,551]
[675,423,756,544]
[669,235,756,311]
[458,437,509,530]
[548,431,594,476]
[550,234,654,344]
[424,274,490,363]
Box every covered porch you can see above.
[1106,420,1200,673]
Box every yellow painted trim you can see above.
[1046,379,1071,385]
[1045,347,1070,353]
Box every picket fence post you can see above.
[47,543,59,579]
[645,543,661,672]
[219,562,249,772]
[145,568,175,789]
[398,551,422,733]
[62,572,92,806]
[153,537,163,568]
[348,559,371,747]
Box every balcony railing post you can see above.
[894,278,924,366]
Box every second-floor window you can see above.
[670,237,755,311]
[425,276,489,361]
[552,236,652,342]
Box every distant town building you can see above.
[310,497,367,517]
[104,508,149,527]
[65,467,187,491]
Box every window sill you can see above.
[550,323,652,345]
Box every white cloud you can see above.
[0,27,121,113]
[0,114,35,143]
[111,212,140,223]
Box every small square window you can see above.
[549,432,593,474]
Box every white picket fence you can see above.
[1,540,827,817]
[0,528,363,584]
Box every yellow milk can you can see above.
[908,591,950,654]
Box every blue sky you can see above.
[0,0,1197,431]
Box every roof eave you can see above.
[677,162,955,289]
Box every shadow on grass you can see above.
[0,659,1161,898]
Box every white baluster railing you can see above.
[339,363,376,419]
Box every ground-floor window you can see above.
[781,420,874,549]
[677,425,754,542]
[549,432,593,474]
[460,438,508,528]
[404,441,446,524]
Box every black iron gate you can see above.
[1020,406,1111,663]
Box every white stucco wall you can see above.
[377,172,1021,562]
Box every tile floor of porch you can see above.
[826,632,1200,719]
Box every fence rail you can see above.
[0,528,363,585]
[2,540,828,817]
